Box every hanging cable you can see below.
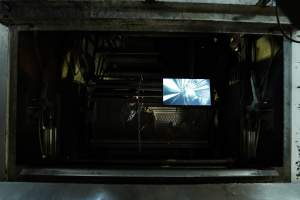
[275,1,300,43]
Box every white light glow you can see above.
[163,93,181,101]
[163,78,211,106]
[163,79,181,92]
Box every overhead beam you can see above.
[0,1,291,34]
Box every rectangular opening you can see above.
[16,31,284,180]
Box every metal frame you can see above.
[289,31,300,182]
[157,0,268,4]
[0,1,296,182]
[0,23,9,181]
[2,182,300,200]
[283,37,292,182]
[0,1,290,34]
[6,27,18,180]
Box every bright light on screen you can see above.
[163,78,211,106]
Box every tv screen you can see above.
[163,78,212,106]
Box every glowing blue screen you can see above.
[163,78,211,106]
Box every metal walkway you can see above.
[0,182,300,200]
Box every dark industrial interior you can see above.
[16,31,283,175]
[1,0,300,198]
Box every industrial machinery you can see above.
[0,0,296,183]
[14,31,283,180]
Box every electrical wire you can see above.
[275,1,300,43]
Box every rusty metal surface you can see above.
[1,182,300,200]
[0,1,290,34]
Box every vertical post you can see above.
[0,23,9,181]
[283,37,292,182]
[290,31,300,182]
[7,27,18,180]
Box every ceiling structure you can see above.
[0,0,290,34]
